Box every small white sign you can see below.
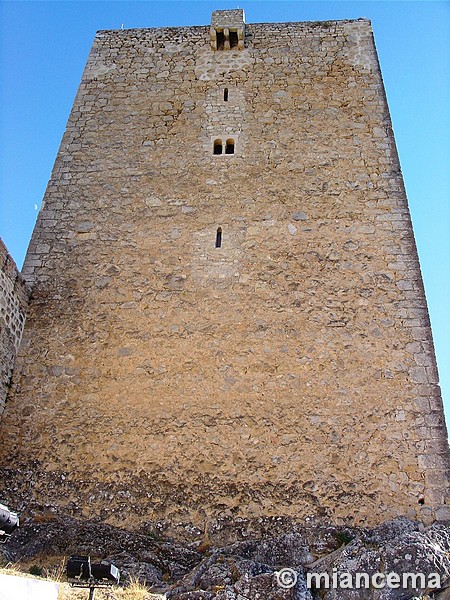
[0,573,59,600]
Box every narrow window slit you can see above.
[224,88,229,102]
[215,227,222,248]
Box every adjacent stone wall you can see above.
[0,239,28,415]
[1,16,448,529]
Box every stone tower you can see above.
[1,11,448,529]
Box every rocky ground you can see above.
[1,514,449,599]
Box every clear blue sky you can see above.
[1,1,449,429]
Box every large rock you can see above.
[166,519,450,599]
[317,522,450,599]
[1,514,449,598]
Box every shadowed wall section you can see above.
[0,239,28,416]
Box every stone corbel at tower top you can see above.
[210,9,245,50]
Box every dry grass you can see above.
[113,578,165,599]
[58,578,165,599]
[58,580,165,599]
[0,566,165,599]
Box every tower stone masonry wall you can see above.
[0,13,449,530]
[0,239,29,416]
